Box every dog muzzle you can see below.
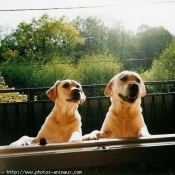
[119,83,139,103]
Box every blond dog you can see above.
[10,80,86,146]
[83,71,150,140]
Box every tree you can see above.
[71,16,108,59]
[105,21,127,59]
[106,28,138,69]
[135,25,174,69]
[104,20,141,69]
[0,14,84,64]
[141,40,175,92]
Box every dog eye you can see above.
[76,85,80,88]
[136,78,141,83]
[120,76,128,81]
[62,83,69,88]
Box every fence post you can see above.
[27,89,33,136]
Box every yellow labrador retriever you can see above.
[83,71,150,140]
[10,80,86,146]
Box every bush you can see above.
[0,63,34,88]
[73,54,123,96]
[31,59,75,87]
[74,54,123,84]
[0,74,28,103]
[0,54,123,97]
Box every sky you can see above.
[0,0,175,35]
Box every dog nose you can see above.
[72,88,80,93]
[72,88,80,99]
[129,83,139,97]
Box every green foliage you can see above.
[71,16,108,58]
[0,54,123,95]
[135,25,174,69]
[71,16,138,64]
[31,57,75,87]
[105,22,136,63]
[0,63,35,88]
[1,14,84,64]
[72,54,123,96]
[0,74,28,102]
[71,18,174,71]
[141,40,175,92]
[32,54,123,87]
[0,14,175,93]
[74,54,123,84]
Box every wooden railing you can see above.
[0,134,175,172]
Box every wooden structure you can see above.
[0,134,175,174]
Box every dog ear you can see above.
[104,78,114,97]
[141,83,146,97]
[80,92,86,105]
[46,80,60,101]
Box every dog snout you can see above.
[72,88,80,99]
[129,83,139,97]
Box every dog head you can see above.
[46,80,86,105]
[104,71,146,103]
